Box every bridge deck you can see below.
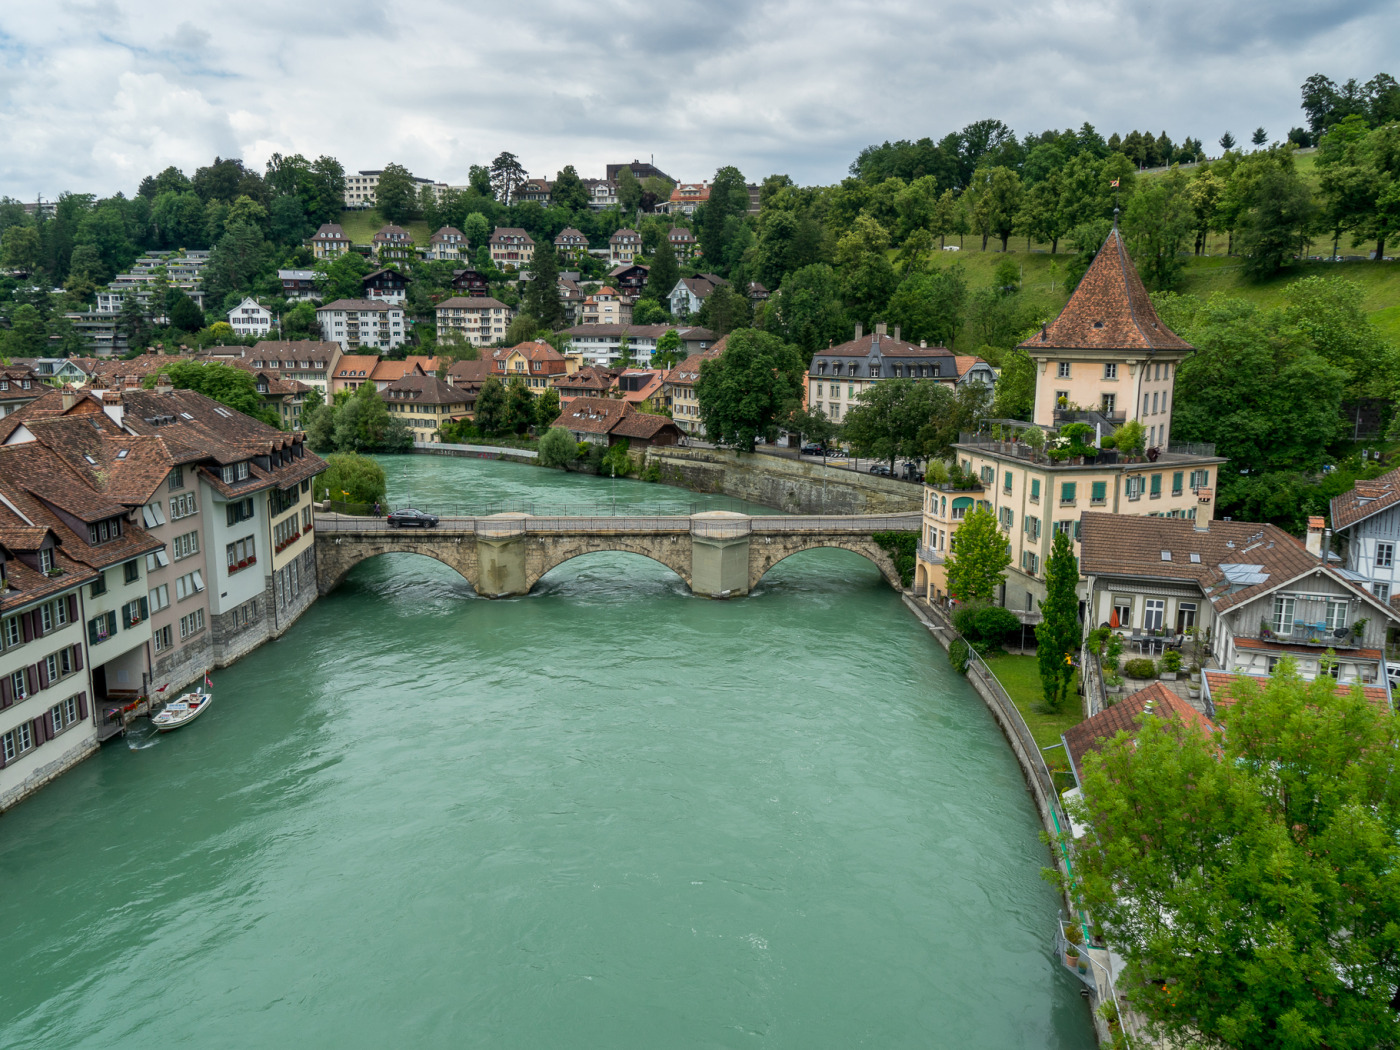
[314,513,922,535]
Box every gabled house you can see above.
[488,228,535,270]
[279,269,317,301]
[382,372,468,443]
[552,366,621,403]
[666,183,711,216]
[330,355,380,395]
[609,229,642,267]
[450,268,490,298]
[668,226,698,260]
[554,228,589,260]
[309,224,351,260]
[372,225,413,262]
[1330,472,1400,604]
[0,369,49,418]
[517,179,552,204]
[607,263,649,297]
[668,273,728,318]
[1078,513,1400,701]
[580,287,632,327]
[227,297,273,338]
[489,342,569,392]
[550,396,682,451]
[425,226,468,262]
[362,268,410,305]
[662,339,725,436]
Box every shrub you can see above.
[1087,626,1111,656]
[953,604,982,639]
[538,426,579,469]
[600,438,634,476]
[1160,648,1182,673]
[872,530,918,587]
[948,638,970,674]
[924,459,950,485]
[975,605,1021,647]
[1123,657,1157,680]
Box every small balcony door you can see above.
[1144,599,1165,632]
[1176,602,1197,634]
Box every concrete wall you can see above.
[644,447,921,515]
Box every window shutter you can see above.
[22,612,32,642]
[33,611,43,638]
[67,594,77,621]
[26,666,37,696]
[77,692,88,720]
[88,618,99,646]
[0,677,9,708]
[37,660,48,690]
[106,612,116,638]
[72,644,83,672]
[140,597,149,619]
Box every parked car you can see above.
[901,462,922,481]
[800,443,826,456]
[386,508,440,528]
[868,463,894,476]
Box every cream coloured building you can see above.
[915,227,1226,618]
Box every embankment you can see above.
[644,447,921,515]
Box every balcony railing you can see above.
[917,544,943,565]
[1251,625,1363,650]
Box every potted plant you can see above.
[1352,617,1369,641]
[1063,922,1083,967]
[1098,999,1120,1032]
[1160,649,1182,680]
[1105,672,1124,695]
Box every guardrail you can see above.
[315,512,923,536]
[751,514,921,533]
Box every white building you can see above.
[1331,472,1400,604]
[227,298,273,338]
[315,299,407,352]
[435,297,511,347]
[343,170,448,209]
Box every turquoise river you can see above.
[0,455,1095,1049]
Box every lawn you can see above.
[336,208,433,247]
[981,653,1082,775]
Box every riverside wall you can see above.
[644,447,922,515]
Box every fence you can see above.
[314,512,923,536]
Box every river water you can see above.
[0,456,1094,1049]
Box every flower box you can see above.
[247,555,256,564]
[237,560,248,569]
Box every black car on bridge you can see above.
[386,508,440,528]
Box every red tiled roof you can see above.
[1203,670,1391,715]
[1062,681,1215,783]
[1233,636,1384,661]
[553,397,629,435]
[1019,227,1193,354]
[1330,467,1400,530]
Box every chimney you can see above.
[1305,516,1326,558]
[920,340,927,348]
[875,322,887,337]
[155,374,173,395]
[893,325,901,343]
[61,388,77,412]
[853,322,863,340]
[101,391,124,427]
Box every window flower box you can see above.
[247,555,256,565]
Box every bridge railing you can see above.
[751,514,922,533]
[314,512,924,536]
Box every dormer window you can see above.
[38,548,55,573]
[87,517,123,544]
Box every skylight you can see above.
[1160,551,1172,561]
[117,449,129,459]
[1190,553,1201,563]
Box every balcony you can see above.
[1250,623,1366,650]
[917,544,943,565]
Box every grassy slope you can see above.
[336,209,433,247]
[981,653,1080,758]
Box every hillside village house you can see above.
[279,269,317,300]
[372,225,413,262]
[445,359,490,415]
[309,224,351,259]
[229,341,341,393]
[362,268,410,304]
[0,368,49,417]
[330,355,379,395]
[489,342,570,392]
[559,324,676,367]
[517,179,552,204]
[668,273,727,317]
[583,180,618,210]
[552,366,620,404]
[662,340,725,437]
[1330,471,1400,604]
[450,268,490,298]
[315,300,407,352]
[808,324,994,423]
[425,227,467,262]
[668,226,698,260]
[551,397,682,451]
[609,229,641,267]
[666,183,710,215]
[558,276,584,323]
[554,228,589,260]
[608,264,649,297]
[250,370,309,430]
[342,170,447,209]
[227,298,273,338]
[580,287,631,326]
[383,373,468,443]
[489,228,535,269]
[435,297,511,347]
[915,226,1226,617]
[1078,514,1400,707]
[368,356,442,391]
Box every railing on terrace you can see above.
[1242,627,1369,652]
[1166,441,1217,457]
[916,543,942,564]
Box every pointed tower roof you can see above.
[1019,228,1192,353]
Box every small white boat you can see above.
[151,690,212,732]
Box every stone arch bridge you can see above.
[314,511,920,599]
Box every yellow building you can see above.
[383,374,468,443]
[915,226,1226,618]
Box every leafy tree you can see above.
[1218,130,1236,151]
[696,284,751,335]
[205,220,271,306]
[695,328,806,450]
[1251,126,1268,147]
[1235,150,1317,279]
[503,376,536,434]
[1123,167,1194,291]
[782,403,838,449]
[462,212,490,252]
[616,167,642,213]
[944,506,1011,603]
[490,152,527,205]
[886,265,968,347]
[523,240,564,329]
[696,166,750,273]
[505,314,539,345]
[117,293,150,351]
[1016,174,1067,253]
[842,378,946,469]
[317,251,371,301]
[375,164,418,225]
[552,165,588,212]
[538,426,578,468]
[979,166,1024,251]
[763,263,849,352]
[835,215,896,326]
[645,236,679,302]
[631,298,670,325]
[652,328,684,368]
[475,375,507,435]
[1,225,41,272]
[167,290,205,332]
[1060,667,1400,1050]
[1,303,47,356]
[313,452,387,505]
[534,386,560,427]
[1034,530,1078,710]
[142,361,278,426]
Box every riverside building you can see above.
[915,226,1227,618]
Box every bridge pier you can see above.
[690,512,752,599]
[475,514,530,598]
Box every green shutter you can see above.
[1031,479,1040,499]
[1061,482,1076,502]
[1151,474,1162,495]
[1173,471,1183,494]
[1092,481,1106,501]
[1004,471,1012,491]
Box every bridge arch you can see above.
[316,537,479,596]
[524,536,693,592]
[748,537,903,592]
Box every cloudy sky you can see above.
[0,0,1393,199]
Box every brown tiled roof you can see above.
[552,367,620,395]
[1019,228,1193,354]
[560,324,677,339]
[1203,671,1391,715]
[446,359,490,387]
[363,267,411,284]
[317,299,402,312]
[1330,467,1400,530]
[372,225,410,241]
[437,297,508,310]
[821,332,954,358]
[384,373,468,406]
[0,535,97,615]
[20,415,175,505]
[665,347,721,388]
[250,340,340,362]
[333,355,380,379]
[370,358,441,384]
[430,227,465,242]
[488,227,535,245]
[1233,636,1384,661]
[1077,514,1387,614]
[554,227,587,243]
[954,355,992,377]
[311,224,347,240]
[553,397,629,435]
[1062,681,1215,784]
[611,411,681,441]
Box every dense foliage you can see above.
[944,506,1010,603]
[313,451,387,506]
[141,360,279,428]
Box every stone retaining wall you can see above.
[644,447,921,515]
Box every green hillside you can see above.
[335,209,433,246]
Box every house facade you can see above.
[372,225,414,262]
[279,269,318,300]
[668,226,698,260]
[609,229,641,267]
[315,300,407,352]
[227,297,273,338]
[914,226,1225,617]
[607,264,649,297]
[666,183,710,215]
[488,228,535,270]
[450,268,490,298]
[579,288,632,327]
[435,297,510,347]
[1330,472,1400,604]
[362,268,410,305]
[309,224,351,259]
[383,373,467,443]
[489,342,570,392]
[554,228,589,260]
[425,227,468,262]
[662,341,724,437]
[668,273,727,317]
